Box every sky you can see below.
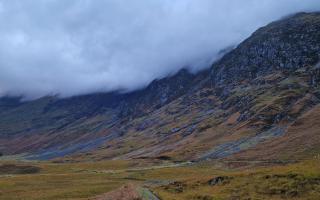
[0,0,319,99]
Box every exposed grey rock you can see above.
[208,176,232,186]
[211,12,320,86]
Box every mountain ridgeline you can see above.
[0,12,320,162]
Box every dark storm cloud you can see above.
[0,0,319,99]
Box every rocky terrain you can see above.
[0,12,320,163]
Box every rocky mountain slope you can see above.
[0,12,319,162]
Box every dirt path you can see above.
[138,187,160,200]
[89,184,160,200]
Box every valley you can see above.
[0,11,320,200]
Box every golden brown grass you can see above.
[0,159,320,200]
[152,159,320,200]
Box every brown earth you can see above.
[89,184,141,200]
[0,164,41,175]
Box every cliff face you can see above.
[212,12,320,85]
[0,12,319,162]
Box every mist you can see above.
[0,0,319,99]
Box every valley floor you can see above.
[0,158,320,200]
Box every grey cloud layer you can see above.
[0,0,319,99]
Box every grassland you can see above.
[0,158,320,200]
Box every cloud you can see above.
[0,0,319,99]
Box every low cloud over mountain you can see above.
[0,0,319,99]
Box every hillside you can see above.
[0,12,320,162]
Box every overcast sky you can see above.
[0,0,319,99]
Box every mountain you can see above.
[0,12,320,162]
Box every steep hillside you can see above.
[0,12,319,162]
